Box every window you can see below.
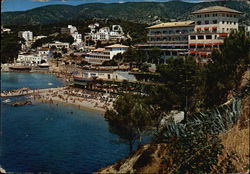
[206,35,212,39]
[222,21,225,24]
[234,22,236,25]
[197,21,201,25]
[205,20,209,24]
[198,35,204,40]
[213,20,217,24]
[213,13,217,17]
[222,13,225,17]
[190,36,196,40]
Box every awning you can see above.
[212,27,217,29]
[219,33,228,37]
[204,27,210,30]
[189,43,196,46]
[189,50,198,54]
[196,28,201,30]
[213,42,223,45]
[196,43,204,46]
[198,52,209,56]
[204,43,213,46]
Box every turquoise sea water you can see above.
[0,72,128,173]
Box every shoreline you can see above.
[30,87,114,114]
[1,70,114,114]
[33,95,106,114]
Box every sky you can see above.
[1,0,210,12]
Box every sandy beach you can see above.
[31,87,116,113]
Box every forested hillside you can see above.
[2,1,250,26]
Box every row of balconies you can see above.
[147,40,188,44]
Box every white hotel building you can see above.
[85,44,128,65]
[137,6,241,60]
[189,6,241,58]
[136,21,195,57]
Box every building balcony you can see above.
[147,40,188,44]
[147,33,189,37]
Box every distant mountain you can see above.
[1,1,250,26]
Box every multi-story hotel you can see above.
[136,21,195,58]
[189,6,241,58]
[85,44,128,65]
[137,6,242,61]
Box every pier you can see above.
[1,87,66,97]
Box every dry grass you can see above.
[218,122,249,173]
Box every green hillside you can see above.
[1,1,250,26]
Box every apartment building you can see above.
[18,31,33,41]
[136,21,195,57]
[189,6,241,58]
[85,44,128,65]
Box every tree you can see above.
[143,85,179,132]
[158,57,205,120]
[148,47,162,64]
[113,53,123,68]
[55,34,74,45]
[1,32,24,63]
[204,29,250,109]
[105,94,152,152]
[53,52,62,67]
[79,60,90,66]
[102,60,118,66]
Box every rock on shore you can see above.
[11,101,32,107]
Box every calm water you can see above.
[0,72,128,173]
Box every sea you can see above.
[0,72,128,173]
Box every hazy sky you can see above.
[2,0,207,12]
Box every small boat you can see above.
[38,63,50,68]
[2,99,11,103]
[48,83,53,86]
[0,165,6,174]
[9,66,32,71]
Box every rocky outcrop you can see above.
[97,143,169,174]
[11,101,32,107]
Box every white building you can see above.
[37,48,51,57]
[189,6,242,58]
[85,44,129,65]
[17,54,47,66]
[34,35,47,41]
[18,31,33,41]
[88,25,125,41]
[74,70,136,83]
[48,41,70,49]
[1,26,11,33]
[136,21,195,57]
